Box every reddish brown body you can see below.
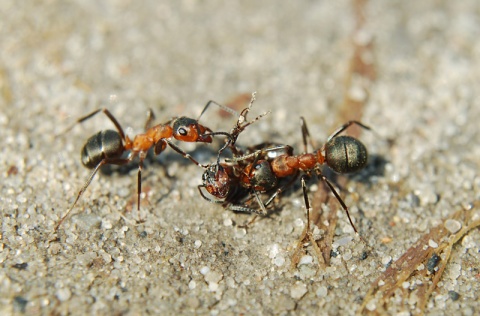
[270,150,325,177]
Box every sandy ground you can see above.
[1,1,479,315]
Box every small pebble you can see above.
[13,296,28,313]
[343,252,352,261]
[471,210,480,222]
[235,228,246,238]
[269,244,281,259]
[428,239,438,248]
[444,219,462,234]
[208,283,219,292]
[205,271,223,284]
[194,240,202,249]
[316,286,328,297]
[298,255,313,266]
[366,300,376,311]
[294,218,304,227]
[348,85,367,102]
[56,288,71,302]
[290,282,308,300]
[448,290,460,301]
[332,236,352,248]
[274,256,285,267]
[427,253,440,273]
[101,219,113,229]
[381,256,392,266]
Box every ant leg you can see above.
[144,108,156,130]
[327,121,372,142]
[200,131,235,165]
[137,155,146,211]
[253,191,268,216]
[197,185,224,204]
[235,92,257,126]
[264,172,300,207]
[165,140,205,167]
[292,174,327,268]
[301,175,311,232]
[226,145,293,163]
[315,171,358,234]
[60,108,127,141]
[300,117,317,153]
[55,155,135,231]
[230,93,270,143]
[227,203,267,216]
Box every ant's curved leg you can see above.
[60,108,127,141]
[299,117,318,154]
[252,191,268,216]
[227,202,267,216]
[165,133,232,168]
[199,183,266,216]
[55,155,135,232]
[165,140,205,167]
[300,175,312,233]
[263,171,300,207]
[314,169,358,234]
[291,174,326,268]
[201,131,235,165]
[327,121,372,142]
[197,185,225,205]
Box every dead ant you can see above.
[200,107,371,233]
[55,102,232,231]
[197,93,277,215]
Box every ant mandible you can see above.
[56,102,232,231]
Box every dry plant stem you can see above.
[360,202,480,315]
[337,0,375,134]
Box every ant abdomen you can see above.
[81,130,124,169]
[325,135,367,174]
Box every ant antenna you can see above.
[197,99,239,121]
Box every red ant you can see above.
[198,93,276,214]
[200,101,371,233]
[56,103,232,231]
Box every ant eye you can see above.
[178,127,188,136]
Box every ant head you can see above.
[202,164,230,198]
[173,117,213,143]
[325,135,368,174]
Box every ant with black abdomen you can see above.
[199,96,371,234]
[55,101,233,231]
